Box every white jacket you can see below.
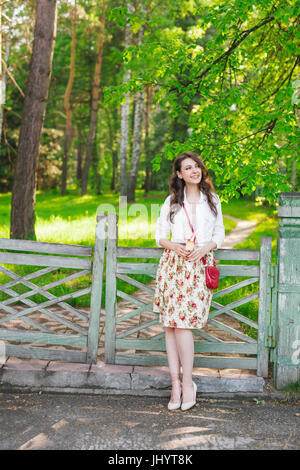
[155,187,225,249]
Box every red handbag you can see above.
[182,202,220,290]
[205,254,220,290]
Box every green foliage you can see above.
[1,0,299,200]
[106,0,300,203]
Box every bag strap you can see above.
[182,202,197,243]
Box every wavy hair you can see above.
[168,151,217,223]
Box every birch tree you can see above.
[119,2,134,197]
[127,2,146,202]
[81,1,107,196]
[61,1,77,196]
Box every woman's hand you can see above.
[172,243,188,258]
[186,246,208,263]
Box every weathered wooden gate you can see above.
[105,213,274,377]
[0,214,107,364]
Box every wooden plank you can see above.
[117,247,163,258]
[116,303,155,324]
[215,249,259,261]
[0,283,57,334]
[4,344,86,363]
[209,292,259,318]
[115,354,257,369]
[0,252,92,269]
[117,262,158,276]
[208,319,257,343]
[0,265,58,287]
[257,237,272,377]
[116,273,155,295]
[192,329,224,343]
[0,238,92,257]
[116,319,159,339]
[270,264,278,364]
[0,328,87,346]
[116,289,148,308]
[105,213,118,364]
[212,277,259,299]
[87,214,106,363]
[116,338,257,354]
[218,265,260,277]
[117,262,260,277]
[0,287,91,334]
[0,266,89,323]
[210,299,259,329]
[116,246,260,261]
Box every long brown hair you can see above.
[168,151,217,223]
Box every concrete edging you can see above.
[0,358,268,396]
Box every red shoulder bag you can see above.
[182,202,220,290]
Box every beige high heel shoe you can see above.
[181,381,197,411]
[168,383,182,410]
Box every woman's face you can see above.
[177,158,202,185]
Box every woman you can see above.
[153,151,225,411]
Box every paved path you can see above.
[221,214,257,249]
[0,392,299,450]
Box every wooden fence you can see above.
[104,213,273,378]
[0,214,107,364]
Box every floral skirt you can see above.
[153,249,214,329]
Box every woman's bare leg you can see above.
[174,328,194,403]
[165,327,182,403]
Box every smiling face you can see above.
[176,157,202,185]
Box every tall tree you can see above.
[10,0,58,240]
[119,1,134,197]
[61,1,77,196]
[144,84,154,193]
[81,1,107,196]
[127,2,146,202]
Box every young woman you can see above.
[153,151,225,411]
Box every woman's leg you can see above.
[165,327,182,403]
[174,328,195,403]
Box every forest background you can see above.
[0,0,299,242]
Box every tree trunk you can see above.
[105,107,118,192]
[0,2,3,142]
[144,85,153,194]
[0,2,2,141]
[119,2,134,197]
[76,125,83,182]
[81,3,107,196]
[61,3,77,196]
[127,8,146,202]
[10,0,57,240]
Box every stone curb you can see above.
[0,357,269,396]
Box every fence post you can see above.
[257,236,272,377]
[87,213,107,363]
[105,213,118,364]
[275,192,300,389]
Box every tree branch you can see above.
[259,56,300,105]
[1,58,24,97]
[194,16,275,84]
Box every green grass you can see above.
[0,190,279,322]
